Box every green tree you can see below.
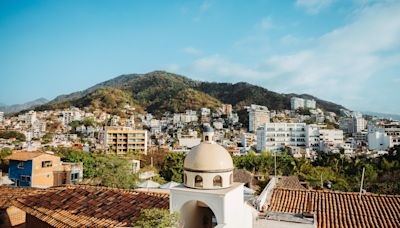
[160,152,185,183]
[132,208,180,228]
[0,130,26,141]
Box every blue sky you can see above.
[1,0,399,114]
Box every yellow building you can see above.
[104,126,148,155]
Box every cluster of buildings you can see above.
[0,97,399,165]
[0,130,399,228]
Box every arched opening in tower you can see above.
[180,200,217,228]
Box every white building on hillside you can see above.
[256,123,306,152]
[382,122,400,147]
[290,97,316,110]
[0,111,3,123]
[368,126,391,151]
[170,127,253,227]
[248,104,270,132]
[319,129,344,152]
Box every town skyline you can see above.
[1,0,400,114]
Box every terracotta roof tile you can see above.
[4,151,48,161]
[0,186,44,209]
[275,176,307,190]
[13,185,170,227]
[267,188,400,227]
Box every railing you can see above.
[255,177,277,212]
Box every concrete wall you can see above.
[31,154,61,188]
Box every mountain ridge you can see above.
[0,98,49,114]
[34,71,347,115]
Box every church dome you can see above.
[184,143,234,172]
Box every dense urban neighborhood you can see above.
[1,77,400,227]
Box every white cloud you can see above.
[182,47,203,55]
[166,64,180,72]
[183,1,400,111]
[295,0,336,14]
[200,0,213,12]
[187,55,272,81]
[258,17,273,30]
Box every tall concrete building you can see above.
[256,123,306,152]
[382,122,400,148]
[352,115,366,133]
[368,126,391,151]
[0,111,4,123]
[248,104,270,132]
[104,126,148,155]
[290,97,316,110]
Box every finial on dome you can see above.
[202,125,214,143]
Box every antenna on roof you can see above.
[359,167,365,203]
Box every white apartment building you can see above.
[382,122,400,147]
[0,111,4,123]
[256,123,306,152]
[306,125,344,152]
[368,126,391,151]
[305,125,320,151]
[248,104,270,132]
[25,110,37,125]
[173,110,198,124]
[61,109,82,125]
[319,129,344,152]
[290,97,316,110]
[200,108,210,116]
[352,115,366,133]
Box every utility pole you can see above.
[274,151,277,179]
[359,167,365,203]
[320,174,323,189]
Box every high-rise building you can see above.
[352,115,366,133]
[104,127,148,155]
[368,126,391,151]
[0,111,4,123]
[248,104,270,132]
[382,122,400,148]
[256,123,306,152]
[290,97,316,110]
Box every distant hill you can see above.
[0,98,49,114]
[34,71,347,115]
[362,111,400,121]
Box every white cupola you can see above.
[170,126,253,228]
[183,126,234,189]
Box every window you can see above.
[213,175,222,187]
[17,162,24,169]
[184,174,187,185]
[42,161,52,168]
[195,175,203,187]
[20,175,31,182]
[71,173,79,182]
[205,136,209,141]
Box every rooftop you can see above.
[13,185,169,227]
[0,186,44,209]
[4,151,52,161]
[267,188,400,228]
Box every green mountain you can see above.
[35,71,346,115]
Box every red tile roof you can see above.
[268,188,400,228]
[13,185,169,227]
[275,176,306,190]
[0,186,44,209]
